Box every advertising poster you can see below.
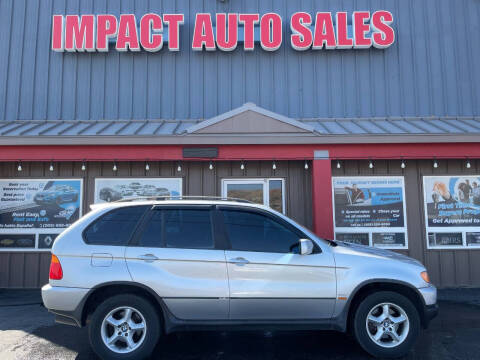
[0,179,83,251]
[94,178,182,203]
[332,177,408,249]
[423,176,480,248]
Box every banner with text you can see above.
[332,176,407,248]
[423,176,480,248]
[0,179,83,250]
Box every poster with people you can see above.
[94,178,182,203]
[423,176,480,248]
[0,179,83,250]
[332,177,408,249]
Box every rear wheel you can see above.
[353,291,420,358]
[88,294,160,360]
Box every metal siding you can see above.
[0,0,478,121]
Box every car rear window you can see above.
[83,206,148,246]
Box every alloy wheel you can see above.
[100,306,147,354]
[365,302,410,348]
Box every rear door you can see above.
[220,206,337,320]
[125,205,229,320]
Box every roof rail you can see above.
[112,195,254,204]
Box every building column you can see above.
[312,150,334,239]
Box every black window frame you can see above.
[217,205,321,254]
[82,205,149,246]
[130,205,224,250]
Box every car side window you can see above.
[138,210,163,247]
[83,206,147,246]
[164,209,214,249]
[221,209,301,253]
[138,208,214,249]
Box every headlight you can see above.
[421,271,430,283]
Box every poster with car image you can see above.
[94,178,182,203]
[423,176,480,248]
[0,179,82,230]
[0,179,82,251]
[332,177,408,248]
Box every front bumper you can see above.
[418,285,438,328]
[423,303,439,327]
[418,285,437,306]
[41,284,89,327]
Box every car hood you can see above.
[333,241,423,267]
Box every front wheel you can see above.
[353,291,420,358]
[88,294,160,360]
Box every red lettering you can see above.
[353,11,372,48]
[140,13,163,52]
[313,12,336,50]
[163,14,184,51]
[239,14,259,51]
[51,15,64,51]
[116,14,140,51]
[290,12,312,51]
[192,13,215,50]
[371,10,395,49]
[216,13,238,51]
[96,15,117,51]
[336,12,353,49]
[65,15,95,51]
[260,13,282,51]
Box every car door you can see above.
[125,205,229,320]
[220,206,337,320]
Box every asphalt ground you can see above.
[1,289,480,360]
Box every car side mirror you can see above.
[299,239,314,255]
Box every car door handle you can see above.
[229,257,250,265]
[138,254,159,261]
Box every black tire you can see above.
[353,291,420,359]
[88,294,161,360]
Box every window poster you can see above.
[94,178,182,203]
[0,179,83,251]
[423,176,480,248]
[332,177,408,249]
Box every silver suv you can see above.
[42,199,438,360]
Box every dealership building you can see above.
[0,0,480,289]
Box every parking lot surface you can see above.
[1,289,480,360]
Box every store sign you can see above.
[332,176,408,249]
[0,179,83,250]
[94,178,182,203]
[423,176,480,248]
[51,11,394,52]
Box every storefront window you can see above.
[268,180,284,213]
[222,179,286,214]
